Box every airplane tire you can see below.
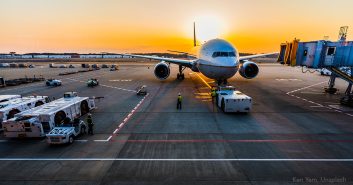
[8,109,20,119]
[69,136,74,144]
[35,101,44,107]
[54,111,66,126]
[80,101,89,115]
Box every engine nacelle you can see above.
[154,62,170,80]
[239,61,259,79]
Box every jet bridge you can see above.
[278,39,353,107]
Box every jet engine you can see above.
[239,61,259,79]
[154,62,170,80]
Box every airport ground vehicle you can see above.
[81,64,91,68]
[0,95,21,103]
[136,85,147,95]
[0,77,6,87]
[2,92,95,138]
[87,78,99,87]
[320,67,351,76]
[0,96,49,130]
[46,79,62,86]
[91,64,100,70]
[110,64,119,71]
[216,86,252,113]
[46,119,86,144]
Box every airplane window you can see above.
[212,51,236,57]
[220,52,228,57]
[327,47,336,56]
[228,52,236,57]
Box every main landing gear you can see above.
[217,79,228,86]
[177,65,186,80]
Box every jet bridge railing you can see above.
[278,40,353,68]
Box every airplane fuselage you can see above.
[195,39,239,81]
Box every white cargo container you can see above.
[216,86,252,113]
[0,95,21,103]
[3,92,95,138]
[0,96,49,129]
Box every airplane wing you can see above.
[239,52,278,61]
[121,54,195,68]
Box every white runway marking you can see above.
[276,78,302,81]
[94,139,109,142]
[287,81,353,118]
[286,81,326,94]
[109,93,150,141]
[75,140,88,142]
[66,78,136,93]
[0,158,352,162]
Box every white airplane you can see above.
[123,23,277,85]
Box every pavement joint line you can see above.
[0,158,353,162]
[0,83,43,92]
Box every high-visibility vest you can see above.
[211,91,216,97]
[178,95,182,102]
[87,117,93,125]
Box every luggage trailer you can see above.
[3,92,95,138]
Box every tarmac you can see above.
[0,61,353,185]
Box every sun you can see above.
[194,15,227,43]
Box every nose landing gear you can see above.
[177,65,186,80]
[217,79,228,86]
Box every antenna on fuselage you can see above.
[193,22,197,47]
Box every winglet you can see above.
[193,22,197,47]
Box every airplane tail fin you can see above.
[193,22,197,47]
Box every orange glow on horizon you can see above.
[1,0,353,54]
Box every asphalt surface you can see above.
[0,62,353,185]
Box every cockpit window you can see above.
[212,52,236,58]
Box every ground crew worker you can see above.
[87,114,94,135]
[177,93,182,110]
[211,89,217,103]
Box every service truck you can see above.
[216,86,252,113]
[46,119,87,144]
[2,92,95,138]
[0,96,49,130]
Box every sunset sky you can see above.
[1,0,353,54]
